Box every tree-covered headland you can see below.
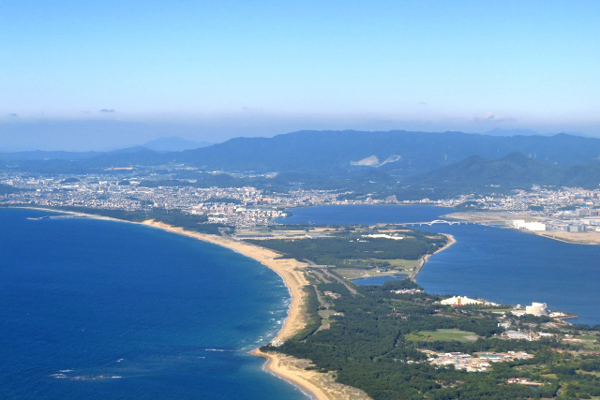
[252,229,600,400]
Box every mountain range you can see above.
[400,152,600,198]
[0,136,212,161]
[2,130,600,197]
[140,137,213,152]
[167,130,600,176]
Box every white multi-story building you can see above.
[441,296,485,306]
[525,302,548,316]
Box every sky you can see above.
[1,0,600,150]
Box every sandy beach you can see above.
[435,233,456,257]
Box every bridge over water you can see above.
[400,219,468,226]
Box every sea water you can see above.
[0,209,307,399]
[278,205,600,325]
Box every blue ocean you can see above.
[278,205,600,326]
[0,209,307,400]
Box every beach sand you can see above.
[251,350,371,400]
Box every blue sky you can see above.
[1,1,599,150]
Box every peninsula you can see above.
[16,206,600,399]
[15,206,449,399]
[445,211,600,246]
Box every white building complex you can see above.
[440,296,485,306]
[525,302,549,316]
[513,220,547,231]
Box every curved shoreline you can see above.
[444,211,600,246]
[10,207,307,340]
[411,233,456,280]
[11,207,327,399]
[11,206,455,400]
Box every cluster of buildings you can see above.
[452,187,600,233]
[361,233,404,240]
[4,167,600,230]
[440,296,497,307]
[439,297,573,341]
[390,288,424,295]
[422,350,534,372]
[0,172,340,227]
[0,170,453,227]
[442,295,571,318]
[512,211,600,233]
[506,378,543,387]
[512,220,548,231]
[454,187,600,212]
[512,302,549,317]
[501,330,538,341]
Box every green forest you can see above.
[246,228,447,267]
[263,279,600,399]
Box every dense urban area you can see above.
[2,169,600,231]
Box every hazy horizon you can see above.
[0,119,589,153]
[2,1,600,150]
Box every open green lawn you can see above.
[542,373,558,380]
[343,258,420,269]
[379,259,421,268]
[405,329,480,342]
[579,370,600,377]
[479,308,514,314]
[577,334,600,350]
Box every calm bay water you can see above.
[278,205,600,325]
[0,209,306,400]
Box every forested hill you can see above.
[3,131,600,197]
[265,277,600,400]
[4,130,600,178]
[170,130,600,176]
[397,152,600,197]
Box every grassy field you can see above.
[575,334,600,350]
[541,373,558,379]
[478,308,515,314]
[335,259,421,278]
[381,259,421,268]
[405,329,480,342]
[579,370,600,377]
